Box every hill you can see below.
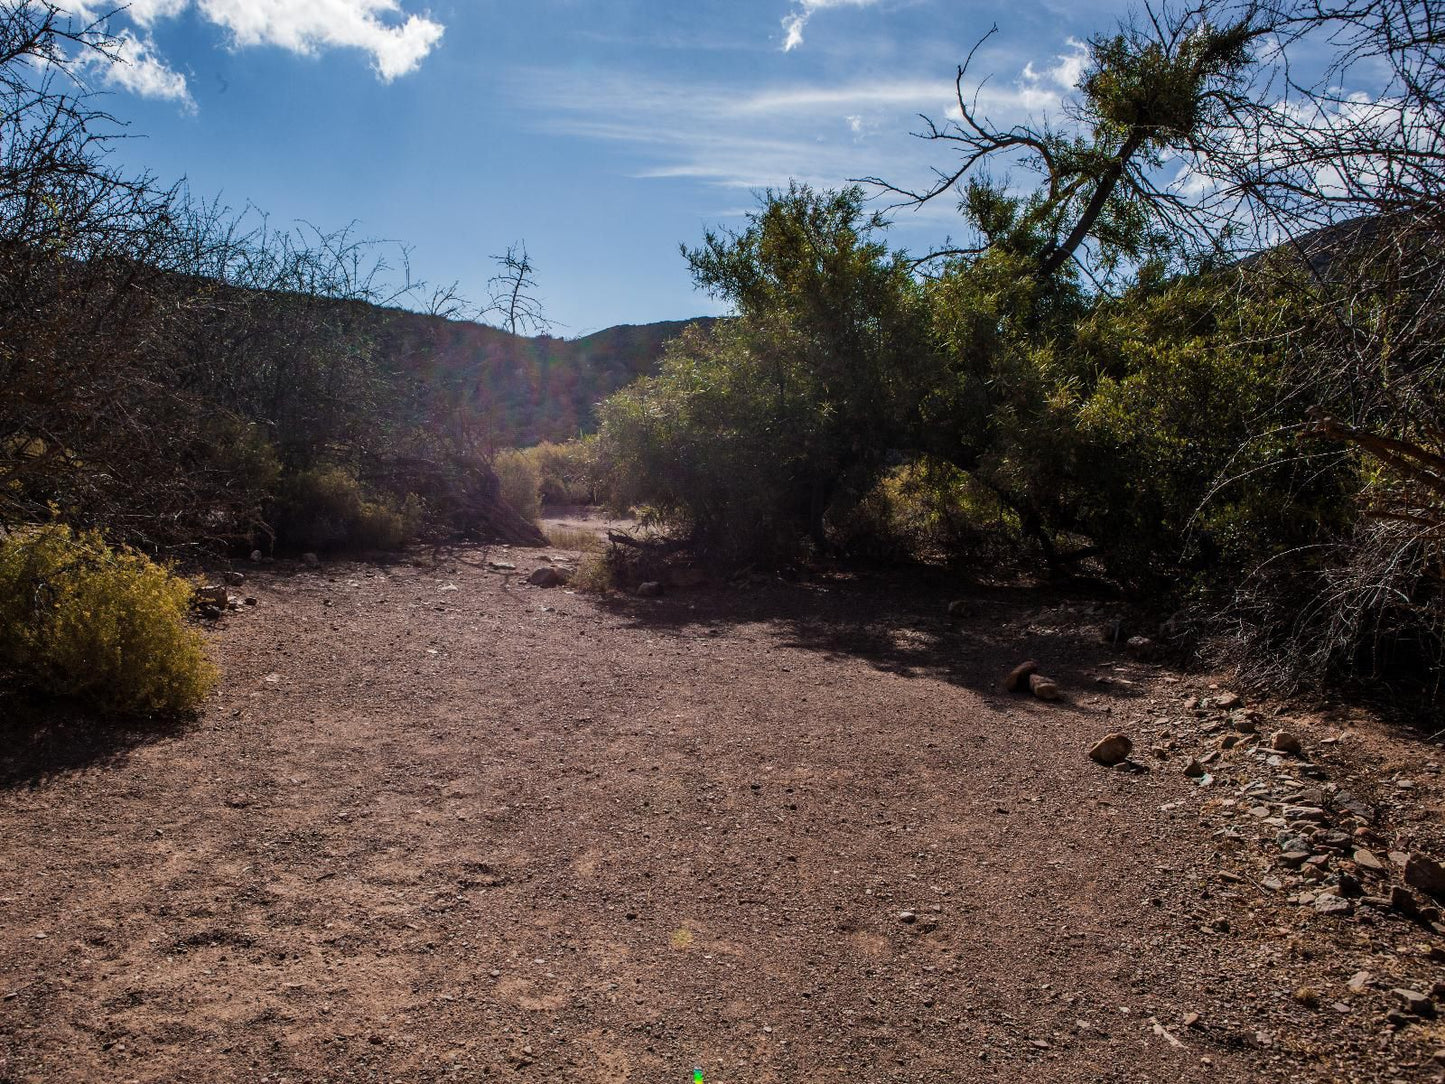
[374,312,717,448]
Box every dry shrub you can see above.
[570,550,618,593]
[0,524,217,714]
[272,466,422,552]
[492,450,541,524]
[543,525,603,552]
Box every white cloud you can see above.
[187,0,445,82]
[80,28,196,111]
[780,0,882,53]
[1021,38,1088,92]
[67,0,444,108]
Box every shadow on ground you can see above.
[0,693,192,790]
[594,562,1167,708]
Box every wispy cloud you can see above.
[781,0,883,52]
[513,62,1070,221]
[68,0,445,110]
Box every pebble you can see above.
[1353,848,1385,874]
[1405,853,1445,900]
[1028,673,1062,701]
[898,911,918,924]
[1271,731,1302,755]
[1392,988,1434,1016]
[1089,734,1132,766]
[1313,893,1354,916]
[1004,660,1039,692]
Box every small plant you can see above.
[543,524,603,552]
[571,549,620,593]
[492,449,541,524]
[271,466,422,552]
[0,524,217,714]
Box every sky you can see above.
[70,0,1145,335]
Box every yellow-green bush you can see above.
[272,466,423,551]
[493,449,541,524]
[0,524,217,714]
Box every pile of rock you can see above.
[192,572,258,620]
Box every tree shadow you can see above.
[0,691,193,791]
[594,563,1165,708]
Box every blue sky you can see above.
[76,0,1139,335]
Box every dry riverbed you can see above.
[2,544,1443,1082]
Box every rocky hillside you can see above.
[373,311,716,448]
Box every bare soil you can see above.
[2,538,1443,1083]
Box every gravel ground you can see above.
[1,541,1443,1083]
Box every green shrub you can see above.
[0,524,217,714]
[272,466,422,551]
[524,439,600,505]
[830,458,1020,563]
[492,449,541,524]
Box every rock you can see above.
[1125,635,1154,656]
[947,599,968,616]
[1338,872,1362,897]
[1393,988,1435,1016]
[1089,733,1133,766]
[527,567,563,588]
[223,570,245,586]
[1214,691,1244,711]
[1283,806,1329,824]
[302,552,320,567]
[1353,848,1385,874]
[249,549,263,562]
[487,560,517,571]
[194,584,228,607]
[1183,758,1206,778]
[636,581,664,598]
[1405,853,1445,900]
[1391,885,1422,915]
[1313,892,1354,916]
[898,911,918,924]
[1028,673,1062,701]
[1347,970,1372,993]
[1271,731,1303,755]
[1004,660,1040,692]
[243,596,258,606]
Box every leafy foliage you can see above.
[599,184,931,560]
[0,524,216,714]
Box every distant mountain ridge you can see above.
[373,310,716,448]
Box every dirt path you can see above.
[1,545,1441,1082]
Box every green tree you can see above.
[599,184,930,558]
